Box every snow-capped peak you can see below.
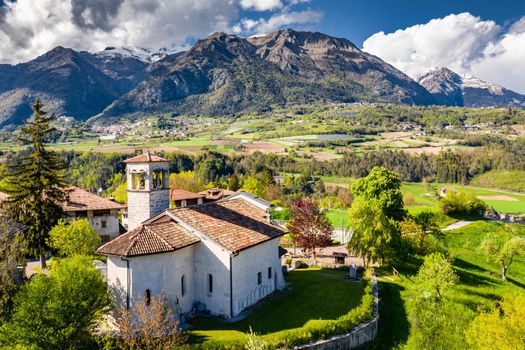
[459,74,504,95]
[95,46,182,63]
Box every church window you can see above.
[181,275,186,297]
[132,172,146,190]
[152,171,158,189]
[268,267,272,279]
[257,272,262,285]
[208,274,213,294]
[138,173,146,189]
[144,289,151,305]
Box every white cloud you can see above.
[362,13,525,94]
[243,9,323,35]
[240,0,282,11]
[0,0,323,64]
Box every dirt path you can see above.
[441,221,474,231]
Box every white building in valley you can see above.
[97,152,286,319]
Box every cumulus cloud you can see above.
[240,0,282,12]
[0,0,240,63]
[0,0,322,64]
[362,13,525,94]
[238,9,324,36]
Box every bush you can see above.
[285,258,293,267]
[0,256,109,349]
[439,191,487,217]
[48,219,101,257]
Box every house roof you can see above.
[170,188,205,201]
[0,215,28,239]
[63,187,125,212]
[124,151,168,164]
[97,221,200,257]
[198,188,237,200]
[168,196,285,252]
[1,188,124,213]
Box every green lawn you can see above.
[326,209,350,229]
[363,220,525,349]
[187,268,366,346]
[402,182,525,215]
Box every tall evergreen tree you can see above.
[3,100,68,268]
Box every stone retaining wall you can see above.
[293,272,379,350]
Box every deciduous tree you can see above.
[0,255,109,349]
[417,253,458,299]
[478,226,525,280]
[0,218,27,321]
[112,294,187,350]
[2,100,69,268]
[466,293,525,350]
[351,167,406,221]
[48,219,101,257]
[287,198,333,263]
[347,198,399,266]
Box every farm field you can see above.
[0,111,482,157]
[187,268,366,347]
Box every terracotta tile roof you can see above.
[169,197,285,252]
[63,187,125,212]
[198,188,238,200]
[124,152,168,163]
[97,221,199,257]
[170,189,205,201]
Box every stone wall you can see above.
[293,273,379,350]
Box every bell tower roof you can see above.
[124,151,168,164]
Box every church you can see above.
[97,152,286,319]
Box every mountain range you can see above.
[0,29,523,128]
[417,67,525,108]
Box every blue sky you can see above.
[297,0,525,46]
[0,0,524,92]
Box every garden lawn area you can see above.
[187,268,366,346]
[363,220,525,349]
[326,209,350,229]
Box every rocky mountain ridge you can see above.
[417,67,525,108]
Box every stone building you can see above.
[1,187,124,244]
[97,152,286,319]
[63,187,125,243]
[170,188,205,208]
[125,152,170,230]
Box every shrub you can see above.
[439,191,486,217]
[48,219,101,257]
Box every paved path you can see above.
[441,221,474,231]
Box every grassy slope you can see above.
[364,221,525,349]
[471,170,525,193]
[187,268,366,345]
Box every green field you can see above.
[187,268,366,347]
[365,220,525,349]
[326,209,349,229]
[402,182,525,215]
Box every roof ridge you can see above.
[124,226,144,256]
[144,224,176,250]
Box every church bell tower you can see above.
[125,151,170,230]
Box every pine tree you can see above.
[3,100,68,268]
